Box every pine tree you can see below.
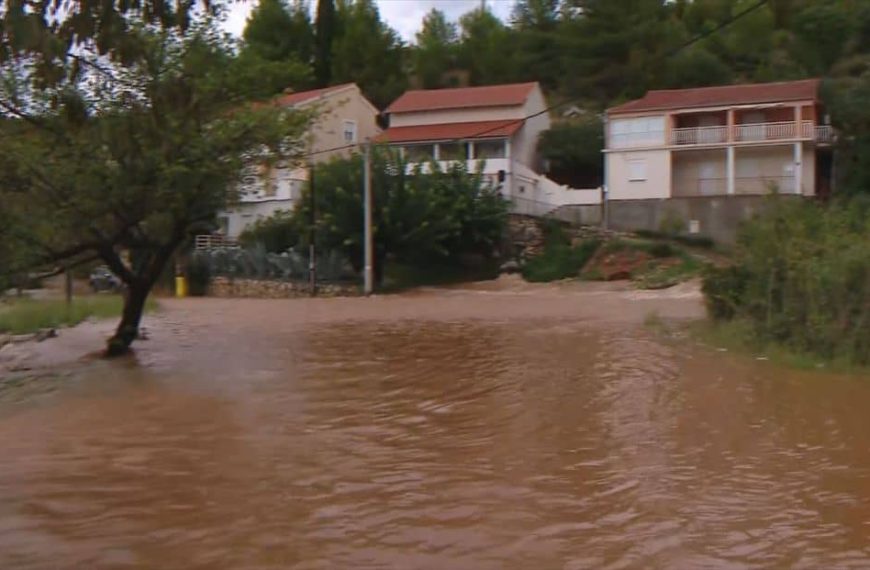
[314,0,337,86]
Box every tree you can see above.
[314,0,337,86]
[413,9,459,89]
[330,0,406,109]
[0,23,311,355]
[538,117,605,188]
[510,0,564,89]
[458,8,515,86]
[243,0,315,67]
[291,150,507,283]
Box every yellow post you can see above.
[175,276,188,298]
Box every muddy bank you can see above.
[1,278,703,379]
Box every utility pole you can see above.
[363,143,374,295]
[308,161,317,296]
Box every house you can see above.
[603,78,834,240]
[221,83,380,238]
[377,82,600,217]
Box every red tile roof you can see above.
[385,82,538,114]
[608,79,821,115]
[374,120,522,144]
[274,83,357,107]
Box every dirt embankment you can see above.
[0,277,704,379]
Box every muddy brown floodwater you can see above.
[1,279,870,569]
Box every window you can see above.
[474,140,506,159]
[342,120,357,143]
[610,117,665,148]
[628,158,647,181]
[403,144,435,162]
[438,142,469,161]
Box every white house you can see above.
[377,82,600,216]
[602,79,834,241]
[221,83,380,238]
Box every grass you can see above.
[689,318,866,374]
[633,254,704,290]
[522,239,601,282]
[0,295,157,335]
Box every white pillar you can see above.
[794,142,803,195]
[726,145,735,195]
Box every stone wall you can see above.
[210,277,359,298]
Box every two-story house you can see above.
[376,82,600,216]
[222,83,380,238]
[603,78,834,240]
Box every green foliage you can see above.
[239,211,301,253]
[330,0,407,109]
[0,296,157,335]
[538,117,604,187]
[702,197,870,365]
[314,0,336,86]
[413,9,459,89]
[458,8,514,86]
[522,239,601,283]
[243,0,314,66]
[293,149,508,282]
[186,256,212,296]
[0,20,311,353]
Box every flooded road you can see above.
[2,281,870,569]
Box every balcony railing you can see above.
[670,121,832,146]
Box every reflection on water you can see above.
[1,306,870,569]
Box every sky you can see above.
[223,0,515,43]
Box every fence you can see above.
[190,246,356,283]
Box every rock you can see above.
[34,328,57,342]
[209,277,360,299]
[10,333,36,344]
[499,260,521,274]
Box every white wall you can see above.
[511,84,551,169]
[606,149,671,200]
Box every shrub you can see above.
[522,239,601,282]
[701,197,870,365]
[186,255,212,296]
[701,265,748,320]
[238,210,300,253]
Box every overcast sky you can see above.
[223,0,515,43]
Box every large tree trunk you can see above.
[106,283,149,357]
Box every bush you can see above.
[522,239,601,282]
[701,197,870,365]
[633,229,715,249]
[238,210,300,253]
[701,265,748,320]
[186,255,211,296]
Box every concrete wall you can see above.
[606,195,804,244]
[606,149,671,200]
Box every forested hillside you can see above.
[242,0,870,192]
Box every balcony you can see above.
[671,121,833,147]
